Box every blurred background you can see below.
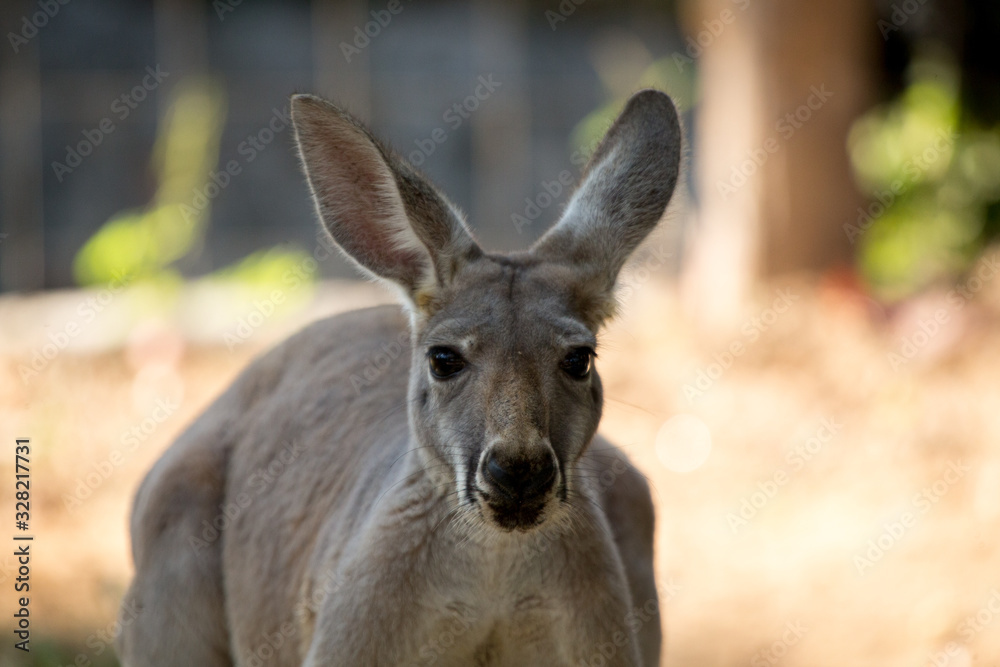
[2,0,1000,665]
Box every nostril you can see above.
[484,452,556,499]
[485,454,519,494]
[524,457,556,496]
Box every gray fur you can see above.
[117,89,682,667]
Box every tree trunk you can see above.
[681,0,875,323]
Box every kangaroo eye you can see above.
[560,347,593,379]
[427,347,466,379]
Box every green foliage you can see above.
[74,77,226,287]
[0,638,120,667]
[204,245,316,312]
[848,48,1000,300]
[208,246,312,291]
[71,75,318,321]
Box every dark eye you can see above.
[427,346,466,379]
[560,347,593,379]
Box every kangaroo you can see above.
[116,88,682,667]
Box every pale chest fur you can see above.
[296,481,623,667]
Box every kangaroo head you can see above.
[291,90,681,532]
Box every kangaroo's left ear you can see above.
[291,94,483,318]
[531,89,683,326]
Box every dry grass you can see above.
[2,271,999,666]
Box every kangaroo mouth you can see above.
[462,451,565,532]
[478,490,550,531]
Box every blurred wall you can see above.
[0,0,681,292]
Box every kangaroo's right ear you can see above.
[291,94,482,316]
[531,89,683,328]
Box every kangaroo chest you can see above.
[292,472,632,666]
[396,514,613,665]
[403,562,576,666]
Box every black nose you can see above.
[483,451,556,500]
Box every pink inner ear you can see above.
[346,208,428,285]
[301,119,430,289]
